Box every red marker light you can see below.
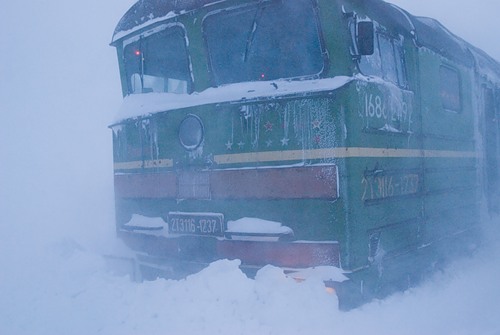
[134,50,141,56]
[260,73,265,79]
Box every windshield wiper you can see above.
[138,36,146,92]
[243,1,267,62]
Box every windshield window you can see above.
[203,0,324,85]
[123,26,191,94]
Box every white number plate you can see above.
[168,212,224,236]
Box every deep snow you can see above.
[1,0,500,334]
[1,216,500,335]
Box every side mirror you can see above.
[357,21,374,56]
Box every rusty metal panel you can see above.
[217,240,340,268]
[114,173,177,198]
[210,165,338,200]
[115,165,337,200]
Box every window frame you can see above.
[355,22,408,89]
[202,0,327,86]
[122,23,193,95]
[438,65,462,112]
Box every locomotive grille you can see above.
[177,171,211,199]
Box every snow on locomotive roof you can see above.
[351,0,479,68]
[410,16,500,80]
[356,0,500,79]
[410,16,472,66]
[112,0,223,43]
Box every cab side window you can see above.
[439,65,461,111]
[358,28,407,88]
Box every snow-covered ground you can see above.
[1,1,500,334]
[1,210,500,335]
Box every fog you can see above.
[1,1,500,334]
[0,0,133,246]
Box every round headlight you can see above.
[179,114,204,150]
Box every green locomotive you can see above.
[110,0,500,306]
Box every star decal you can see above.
[265,139,273,147]
[225,140,233,150]
[237,141,245,149]
[280,137,290,146]
[264,121,274,132]
[314,135,321,144]
[312,119,322,130]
